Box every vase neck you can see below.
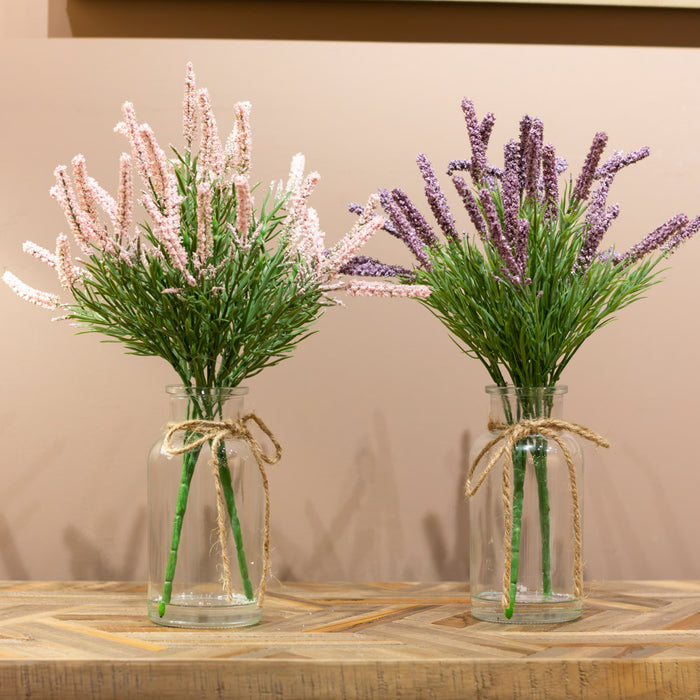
[486,386,566,423]
[166,386,248,423]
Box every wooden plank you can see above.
[50,0,700,48]
[1,581,700,698]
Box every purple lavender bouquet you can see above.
[346,98,699,619]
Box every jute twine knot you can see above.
[162,413,281,607]
[466,417,609,611]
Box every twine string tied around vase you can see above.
[162,412,282,606]
[466,417,609,612]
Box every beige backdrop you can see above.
[1,20,700,584]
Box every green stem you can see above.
[504,441,527,619]
[158,445,201,617]
[533,436,552,597]
[216,440,255,601]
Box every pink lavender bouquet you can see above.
[346,98,699,618]
[3,64,427,617]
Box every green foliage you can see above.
[413,187,664,388]
[67,151,330,388]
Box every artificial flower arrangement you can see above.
[3,64,427,624]
[345,98,699,621]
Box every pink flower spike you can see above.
[288,171,320,225]
[135,126,182,234]
[196,180,214,267]
[322,214,384,278]
[55,234,81,289]
[356,193,380,226]
[68,155,120,255]
[305,207,326,263]
[183,62,198,149]
[117,153,133,241]
[319,193,382,276]
[117,103,151,186]
[224,101,252,182]
[138,124,169,199]
[233,101,252,174]
[198,88,224,178]
[22,241,57,269]
[141,194,195,285]
[74,208,111,252]
[285,153,305,195]
[51,166,91,255]
[71,155,97,220]
[234,175,252,245]
[344,279,431,299]
[86,178,120,248]
[2,271,61,309]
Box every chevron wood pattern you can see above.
[1,580,700,698]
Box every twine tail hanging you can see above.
[466,417,610,612]
[162,412,282,607]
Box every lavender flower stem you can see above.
[416,154,459,242]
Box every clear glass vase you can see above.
[147,386,264,628]
[469,386,583,624]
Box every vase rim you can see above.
[165,385,249,397]
[485,385,567,395]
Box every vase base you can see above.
[148,593,262,628]
[470,590,581,624]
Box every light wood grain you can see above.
[1,580,700,698]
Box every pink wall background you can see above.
[1,4,700,584]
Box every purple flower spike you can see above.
[447,160,504,181]
[452,174,487,239]
[501,167,521,246]
[555,157,569,174]
[518,115,532,188]
[503,140,520,182]
[379,188,432,268]
[479,112,496,149]
[604,203,621,230]
[574,175,615,271]
[478,188,521,282]
[447,159,471,176]
[597,247,624,265]
[572,132,608,202]
[416,153,460,242]
[349,200,399,237]
[663,214,700,252]
[524,118,544,203]
[515,219,530,280]
[541,143,559,222]
[621,213,690,264]
[339,255,412,278]
[595,146,650,180]
[461,98,488,187]
[391,188,439,248]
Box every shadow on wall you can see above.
[63,508,147,580]
[423,430,471,582]
[273,412,403,581]
[274,414,470,582]
[0,514,30,580]
[51,422,470,583]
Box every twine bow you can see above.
[162,413,281,606]
[466,417,609,611]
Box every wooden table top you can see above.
[1,580,700,699]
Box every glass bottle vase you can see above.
[469,385,583,624]
[147,386,264,628]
